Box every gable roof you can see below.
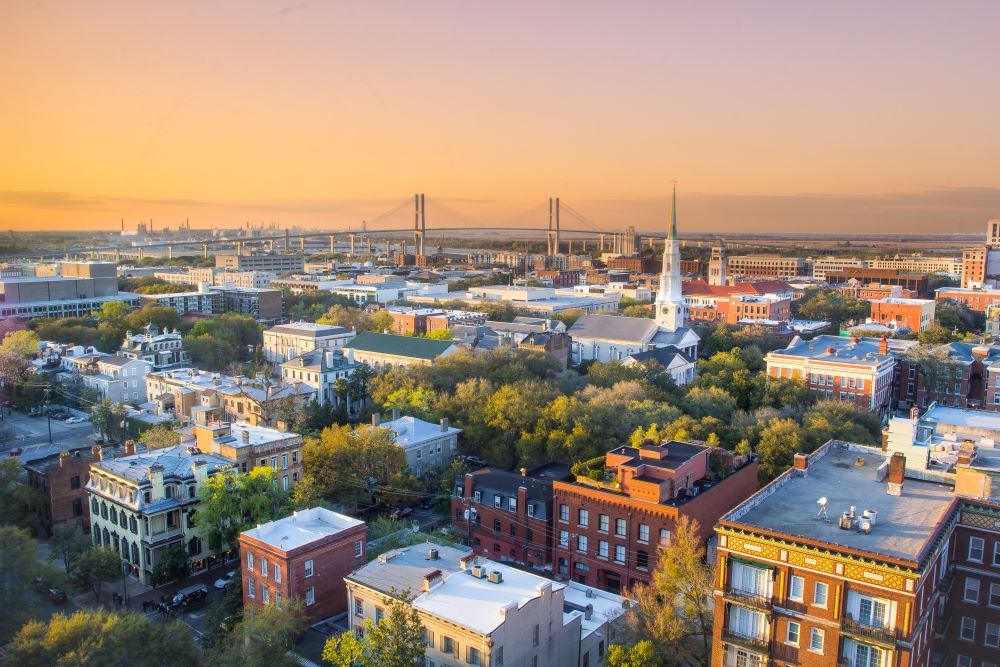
[628,344,694,367]
[568,314,659,344]
[346,331,454,360]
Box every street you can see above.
[1,409,95,462]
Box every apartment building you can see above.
[450,463,572,570]
[868,298,936,332]
[263,321,356,364]
[0,261,140,319]
[712,437,1000,667]
[868,255,962,275]
[765,336,899,419]
[346,542,627,667]
[215,253,305,273]
[139,284,282,320]
[24,446,96,535]
[193,422,304,490]
[961,247,988,289]
[552,441,758,593]
[937,287,1000,313]
[370,412,461,476]
[894,342,1000,412]
[87,442,233,584]
[119,325,188,370]
[280,349,361,408]
[81,355,153,405]
[387,307,487,336]
[809,258,867,281]
[239,507,366,620]
[726,255,807,280]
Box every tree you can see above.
[196,467,289,561]
[383,386,438,421]
[154,543,191,587]
[6,609,197,667]
[139,424,181,450]
[91,399,114,441]
[936,300,983,334]
[122,304,182,333]
[0,329,40,357]
[801,400,881,451]
[0,526,41,636]
[918,322,957,344]
[185,333,240,371]
[421,327,453,340]
[552,308,586,328]
[71,546,121,602]
[323,593,425,667]
[620,304,653,318]
[756,418,805,482]
[95,300,130,321]
[317,304,371,332]
[621,517,714,666]
[48,523,91,573]
[607,641,657,667]
[369,310,394,333]
[0,350,33,406]
[792,287,870,329]
[208,601,308,667]
[0,458,42,530]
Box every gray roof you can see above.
[770,334,895,365]
[628,344,693,366]
[457,464,572,521]
[569,314,659,343]
[92,444,232,484]
[100,354,146,367]
[281,349,360,372]
[347,542,473,596]
[267,324,353,337]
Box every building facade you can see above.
[937,287,1000,313]
[24,447,95,535]
[868,298,936,332]
[119,326,189,370]
[81,355,153,405]
[263,322,356,365]
[727,255,807,280]
[215,253,305,273]
[280,349,361,409]
[193,422,304,490]
[345,331,459,371]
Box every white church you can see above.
[568,186,699,383]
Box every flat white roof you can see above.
[382,416,461,448]
[414,561,565,635]
[226,422,301,447]
[563,581,627,637]
[241,507,363,551]
[874,297,934,305]
[921,405,1000,432]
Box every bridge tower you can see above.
[413,193,426,257]
[547,197,561,255]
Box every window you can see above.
[808,628,823,653]
[786,621,799,646]
[964,577,980,603]
[985,622,999,648]
[994,541,1000,566]
[659,528,670,545]
[441,636,457,657]
[261,558,268,577]
[467,647,481,666]
[577,535,587,553]
[247,552,254,570]
[599,514,609,532]
[304,560,314,578]
[305,587,315,606]
[559,504,569,522]
[495,646,503,666]
[493,518,502,533]
[508,497,517,512]
[526,503,535,518]
[855,644,883,667]
[494,495,502,509]
[638,524,649,543]
[355,540,363,558]
[70,475,81,490]
[731,562,770,597]
[789,575,804,601]
[599,541,609,558]
[578,509,589,527]
[615,518,626,537]
[960,617,976,641]
[559,530,569,548]
[813,582,828,607]
[990,582,1000,608]
[354,599,363,617]
[262,586,270,604]
[282,454,287,470]
[969,536,985,562]
[636,550,649,570]
[423,627,434,647]
[248,578,255,598]
[509,523,516,538]
[532,624,539,647]
[614,545,625,564]
[473,490,481,503]
[275,591,281,609]
[375,607,384,622]
[526,528,534,543]
[856,595,888,628]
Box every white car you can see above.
[65,416,87,424]
[213,571,236,589]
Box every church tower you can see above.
[708,237,728,286]
[655,184,686,331]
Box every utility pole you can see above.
[43,385,52,444]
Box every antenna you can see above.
[816,497,829,521]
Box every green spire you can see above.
[670,181,678,240]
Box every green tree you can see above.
[792,287,870,329]
[421,327,453,340]
[323,593,425,667]
[607,641,657,667]
[801,400,881,451]
[936,300,983,334]
[48,523,91,573]
[71,546,121,602]
[0,329,40,357]
[196,467,289,560]
[0,526,41,636]
[756,418,805,482]
[95,300,130,321]
[154,542,191,587]
[552,308,586,328]
[369,310,394,333]
[122,304,182,333]
[208,600,308,667]
[6,609,197,667]
[621,304,653,318]
[620,517,714,666]
[0,458,42,530]
[317,304,371,332]
[918,322,957,344]
[139,424,181,450]
[383,386,438,421]
[185,333,240,371]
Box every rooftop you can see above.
[874,297,935,305]
[241,507,364,551]
[92,444,232,484]
[610,441,708,471]
[380,415,461,447]
[768,334,900,365]
[723,441,956,564]
[563,581,627,638]
[569,314,659,343]
[348,542,471,598]
[266,321,354,337]
[207,422,302,448]
[346,331,454,360]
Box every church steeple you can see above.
[670,181,678,240]
[655,181,686,332]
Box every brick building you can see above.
[961,247,987,289]
[450,463,573,570]
[712,437,1000,667]
[536,269,584,288]
[606,257,660,274]
[893,342,1000,412]
[239,507,366,621]
[726,255,807,280]
[868,298,936,332]
[24,446,95,535]
[826,269,929,298]
[937,286,1000,313]
[551,441,758,593]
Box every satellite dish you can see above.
[817,497,828,506]
[816,497,829,521]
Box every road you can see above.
[1,409,96,462]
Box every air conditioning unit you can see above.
[488,570,503,584]
[471,565,485,578]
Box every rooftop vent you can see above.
[471,565,486,578]
[487,570,503,584]
[427,548,439,561]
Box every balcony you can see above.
[724,588,773,611]
[721,628,769,654]
[840,616,901,648]
[144,526,185,546]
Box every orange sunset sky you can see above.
[2,1,999,234]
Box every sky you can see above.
[2,1,999,234]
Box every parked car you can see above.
[48,587,67,604]
[392,507,414,520]
[9,448,23,457]
[65,416,87,424]
[464,456,488,468]
[213,571,236,589]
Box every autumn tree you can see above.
[196,467,289,561]
[0,329,41,357]
[139,423,181,450]
[323,593,425,667]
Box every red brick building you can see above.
[450,463,572,570]
[868,298,936,332]
[24,446,95,536]
[239,507,367,620]
[937,287,1000,313]
[536,269,584,288]
[713,440,1000,667]
[551,441,758,593]
[961,246,987,288]
[826,269,929,298]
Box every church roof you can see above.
[568,314,660,344]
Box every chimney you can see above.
[423,569,443,592]
[881,428,889,452]
[372,412,381,427]
[148,464,165,500]
[59,451,71,469]
[91,444,104,462]
[793,453,808,471]
[887,452,905,496]
[909,405,920,420]
[124,439,137,456]
[392,407,401,421]
[440,418,449,432]
[879,336,888,355]
[241,430,250,444]
[192,460,209,487]
[520,467,527,477]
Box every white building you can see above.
[373,413,461,475]
[345,542,627,667]
[263,321,356,365]
[81,355,153,406]
[280,349,362,410]
[119,325,189,370]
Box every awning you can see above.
[727,555,775,571]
